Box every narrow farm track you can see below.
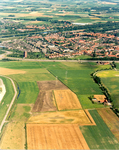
[0,75,17,132]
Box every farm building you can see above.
[92,95,107,104]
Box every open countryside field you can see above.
[0,61,44,69]
[0,122,25,149]
[0,61,119,149]
[32,80,69,112]
[0,76,14,124]
[97,108,119,141]
[27,124,89,150]
[41,61,110,109]
[27,109,95,125]
[37,80,68,91]
[97,70,119,108]
[80,110,119,149]
[0,67,26,75]
[8,69,55,82]
[54,89,82,110]
[1,5,119,24]
[32,90,57,112]
[17,82,39,104]
[0,104,31,149]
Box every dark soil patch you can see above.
[37,80,68,91]
[32,90,57,112]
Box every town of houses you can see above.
[1,24,119,59]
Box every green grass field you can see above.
[17,82,39,103]
[0,61,43,69]
[0,61,111,108]
[97,69,119,108]
[0,76,14,124]
[0,61,119,149]
[80,109,119,149]
[8,69,55,103]
[8,71,55,82]
[41,62,111,109]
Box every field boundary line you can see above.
[47,69,83,108]
[0,75,17,132]
[83,109,96,126]
[52,90,59,111]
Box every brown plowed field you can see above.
[27,124,89,150]
[97,108,119,141]
[54,89,82,110]
[32,90,57,112]
[37,80,68,91]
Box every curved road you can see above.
[0,76,17,132]
[0,51,12,60]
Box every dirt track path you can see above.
[0,75,17,132]
[0,51,12,60]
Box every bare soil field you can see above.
[37,80,68,91]
[54,89,82,110]
[97,108,119,141]
[32,90,57,112]
[0,122,25,149]
[27,124,89,150]
[0,67,26,75]
[27,109,95,125]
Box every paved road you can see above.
[2,56,119,63]
[0,51,119,63]
[0,76,17,132]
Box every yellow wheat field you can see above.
[27,110,94,125]
[0,67,26,75]
[27,124,89,150]
[54,89,82,110]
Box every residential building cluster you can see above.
[1,26,119,59]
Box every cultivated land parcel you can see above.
[0,61,119,149]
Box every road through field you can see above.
[3,56,119,63]
[0,75,17,132]
[0,51,12,60]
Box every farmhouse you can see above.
[96,61,110,65]
[93,95,107,103]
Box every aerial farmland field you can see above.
[0,61,119,149]
[80,110,119,149]
[97,70,119,108]
[1,0,119,149]
[97,108,119,141]
[27,124,89,150]
[54,89,82,110]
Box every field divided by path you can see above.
[97,69,119,108]
[97,108,119,142]
[0,76,14,124]
[32,90,57,112]
[1,61,118,150]
[41,61,108,109]
[80,109,119,149]
[27,124,89,150]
